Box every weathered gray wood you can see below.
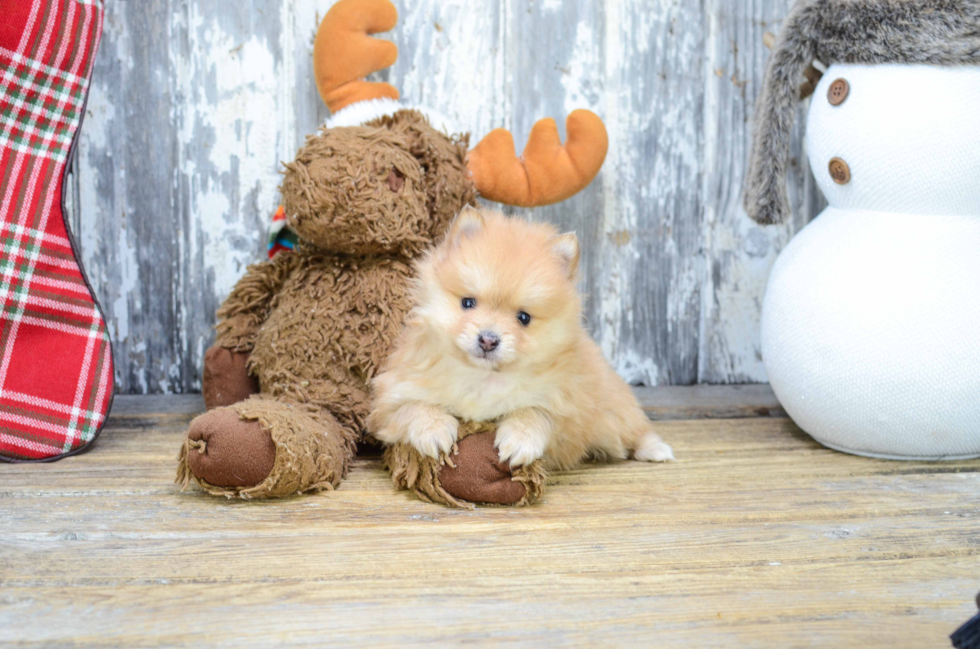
[75,0,289,393]
[697,0,826,383]
[70,0,823,393]
[105,394,205,418]
[98,384,784,427]
[635,383,785,420]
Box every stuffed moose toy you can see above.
[176,0,608,507]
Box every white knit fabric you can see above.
[807,64,980,216]
[762,64,980,459]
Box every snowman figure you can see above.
[744,0,980,459]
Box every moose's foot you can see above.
[440,430,528,504]
[177,396,356,499]
[183,407,276,488]
[383,422,546,509]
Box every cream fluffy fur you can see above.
[368,207,674,470]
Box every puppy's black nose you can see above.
[478,331,500,352]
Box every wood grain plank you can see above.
[99,385,788,422]
[1,568,973,648]
[635,383,785,419]
[1,394,979,646]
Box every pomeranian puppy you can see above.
[367,206,673,471]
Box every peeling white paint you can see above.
[694,0,822,384]
[558,21,600,116]
[68,0,821,392]
[614,349,661,387]
[395,0,508,140]
[76,17,140,375]
[597,0,625,365]
[172,5,281,298]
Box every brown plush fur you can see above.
[178,109,522,503]
[280,110,472,257]
[178,396,356,499]
[244,253,417,434]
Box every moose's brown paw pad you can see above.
[438,430,526,505]
[186,408,275,488]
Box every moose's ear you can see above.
[448,205,485,245]
[550,232,580,278]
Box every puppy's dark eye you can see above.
[461,297,477,309]
[517,311,531,326]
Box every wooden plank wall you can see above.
[67,0,825,393]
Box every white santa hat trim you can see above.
[325,97,458,135]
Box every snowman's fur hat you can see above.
[745,0,980,225]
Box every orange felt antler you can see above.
[314,0,400,114]
[466,109,609,207]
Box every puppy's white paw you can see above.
[407,410,459,459]
[495,419,548,468]
[633,431,674,462]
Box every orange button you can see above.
[828,78,849,106]
[828,157,850,184]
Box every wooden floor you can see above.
[1,387,978,647]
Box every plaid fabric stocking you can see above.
[0,0,113,461]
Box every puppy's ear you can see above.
[551,232,580,278]
[449,205,485,245]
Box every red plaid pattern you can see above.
[0,0,113,461]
